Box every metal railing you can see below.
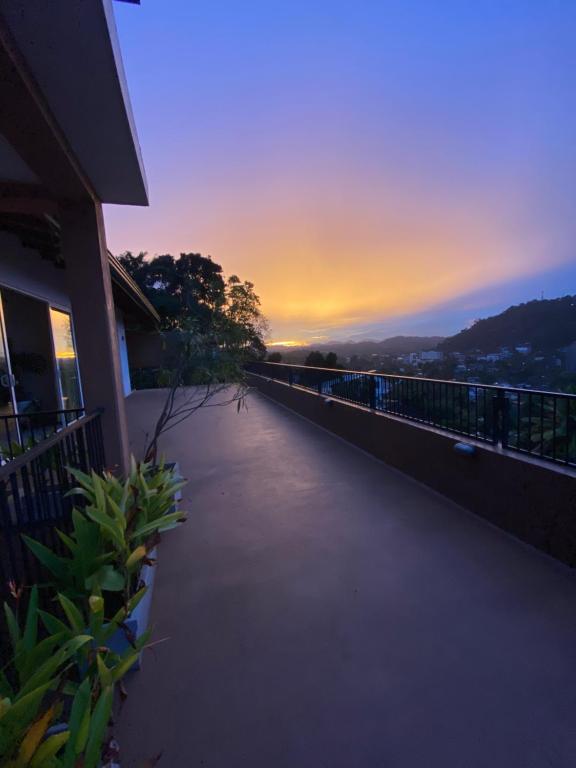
[0,411,105,597]
[0,408,85,462]
[247,362,576,469]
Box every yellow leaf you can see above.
[89,595,104,614]
[126,545,146,571]
[16,706,54,766]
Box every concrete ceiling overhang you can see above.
[0,0,148,206]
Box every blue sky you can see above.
[106,0,576,343]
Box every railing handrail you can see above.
[0,410,102,479]
[0,408,84,420]
[255,361,576,400]
[248,361,576,468]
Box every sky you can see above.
[105,0,576,346]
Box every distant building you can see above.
[515,343,532,355]
[563,341,576,372]
[420,350,444,362]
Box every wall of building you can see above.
[0,232,71,310]
[125,329,164,370]
[248,373,576,568]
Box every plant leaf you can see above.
[16,705,55,765]
[30,729,69,767]
[57,594,84,635]
[3,603,20,652]
[126,546,146,572]
[62,678,91,767]
[19,636,91,698]
[96,566,125,592]
[22,537,67,580]
[22,586,39,654]
[83,685,113,768]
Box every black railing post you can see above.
[369,375,377,410]
[492,390,506,445]
[501,393,510,449]
[288,367,294,386]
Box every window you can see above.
[49,308,82,410]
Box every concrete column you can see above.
[60,200,129,473]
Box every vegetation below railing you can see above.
[247,362,576,468]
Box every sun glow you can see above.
[267,340,309,348]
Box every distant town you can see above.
[270,296,576,393]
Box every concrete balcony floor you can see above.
[121,388,576,767]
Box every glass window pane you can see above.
[0,292,17,459]
[49,308,82,411]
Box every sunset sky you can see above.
[105,1,576,346]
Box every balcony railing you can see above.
[0,407,85,463]
[247,362,576,469]
[0,411,105,598]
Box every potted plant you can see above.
[23,457,186,669]
[1,584,144,766]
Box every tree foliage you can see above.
[304,350,340,368]
[119,251,267,359]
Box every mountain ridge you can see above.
[439,296,576,353]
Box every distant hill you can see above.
[440,296,576,353]
[324,336,445,357]
[275,336,444,360]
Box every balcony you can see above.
[117,387,576,766]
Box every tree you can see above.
[305,351,326,367]
[119,252,267,361]
[304,350,339,368]
[324,352,338,368]
[119,252,268,461]
[267,352,282,363]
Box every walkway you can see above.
[120,388,576,767]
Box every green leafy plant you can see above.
[7,459,186,766]
[0,586,91,766]
[23,458,186,614]
[1,584,149,766]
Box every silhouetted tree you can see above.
[305,351,326,367]
[304,350,339,368]
[267,352,282,363]
[324,352,338,368]
[119,251,267,360]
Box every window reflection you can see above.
[49,308,82,411]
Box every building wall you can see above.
[125,329,164,370]
[248,373,576,568]
[0,232,71,310]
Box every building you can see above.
[0,0,154,471]
[563,340,576,372]
[420,349,444,362]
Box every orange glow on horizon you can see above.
[267,340,309,348]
